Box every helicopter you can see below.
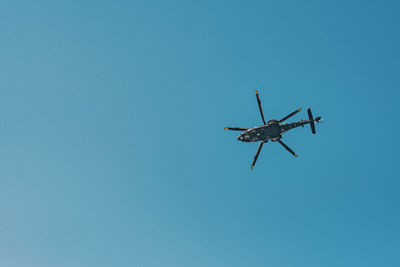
[225,90,322,170]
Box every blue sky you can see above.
[0,0,399,266]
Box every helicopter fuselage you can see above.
[237,120,312,142]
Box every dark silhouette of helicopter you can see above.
[225,90,322,170]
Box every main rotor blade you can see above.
[251,141,264,170]
[278,140,299,157]
[255,90,267,125]
[279,108,301,123]
[224,127,248,131]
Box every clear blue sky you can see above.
[1,0,399,266]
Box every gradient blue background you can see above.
[1,1,399,266]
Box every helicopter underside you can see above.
[237,124,282,142]
[237,121,308,142]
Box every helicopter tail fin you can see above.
[307,108,316,134]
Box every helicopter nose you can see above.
[237,135,243,141]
